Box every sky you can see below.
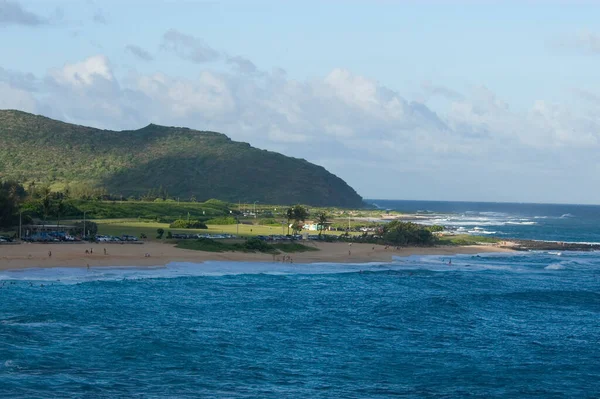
[1,0,600,204]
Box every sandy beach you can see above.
[0,241,513,270]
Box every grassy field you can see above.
[92,219,286,239]
[88,219,354,240]
[437,234,500,246]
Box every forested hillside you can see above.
[0,110,363,207]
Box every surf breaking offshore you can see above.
[501,239,600,252]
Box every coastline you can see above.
[0,241,514,271]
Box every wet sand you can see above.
[0,241,513,270]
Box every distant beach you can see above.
[0,241,513,270]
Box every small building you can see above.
[24,224,75,235]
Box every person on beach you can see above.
[90,248,93,254]
[104,248,107,255]
[48,250,52,258]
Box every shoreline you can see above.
[0,241,514,271]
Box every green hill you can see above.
[0,110,363,207]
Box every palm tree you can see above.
[316,212,328,237]
[286,207,294,235]
[56,199,65,231]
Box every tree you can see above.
[286,205,309,235]
[0,190,17,229]
[55,199,65,230]
[316,211,329,237]
[40,186,52,228]
[156,228,165,239]
[0,181,28,229]
[382,221,436,246]
[286,207,294,235]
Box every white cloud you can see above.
[161,29,220,63]
[0,0,45,26]
[126,44,154,62]
[1,52,600,203]
[48,55,114,87]
[0,82,36,112]
[226,55,258,75]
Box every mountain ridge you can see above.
[0,109,364,207]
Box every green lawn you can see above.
[84,218,354,240]
[437,234,500,246]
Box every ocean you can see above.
[1,201,600,398]
[370,199,600,244]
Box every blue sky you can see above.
[2,0,600,204]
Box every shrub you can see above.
[242,238,273,252]
[382,221,436,246]
[169,219,208,229]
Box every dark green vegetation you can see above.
[381,221,437,246]
[0,181,26,229]
[437,234,500,246]
[176,237,318,254]
[286,204,309,234]
[169,219,208,229]
[0,177,496,249]
[66,199,229,221]
[0,110,363,207]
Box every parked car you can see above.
[121,235,138,241]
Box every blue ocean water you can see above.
[1,201,600,398]
[370,199,600,243]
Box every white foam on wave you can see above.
[416,214,536,228]
[545,263,567,270]
[2,251,594,283]
[0,261,400,282]
[467,229,497,235]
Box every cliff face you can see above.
[0,110,363,207]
